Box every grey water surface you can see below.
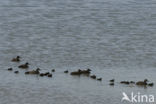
[0,0,156,104]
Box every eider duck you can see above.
[136,79,148,86]
[25,68,40,74]
[18,62,29,69]
[11,56,20,62]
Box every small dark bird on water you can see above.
[109,83,114,86]
[148,83,154,87]
[110,79,115,82]
[18,62,29,69]
[120,81,130,85]
[8,68,13,71]
[64,70,68,73]
[40,73,44,77]
[14,71,19,74]
[90,75,96,79]
[48,74,52,77]
[51,69,55,72]
[11,56,21,62]
[44,72,50,76]
[97,78,102,81]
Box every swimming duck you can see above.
[11,56,20,62]
[8,68,13,71]
[51,69,55,72]
[48,74,52,77]
[109,83,114,86]
[44,72,50,76]
[25,68,40,74]
[40,73,44,77]
[14,71,19,74]
[148,83,154,87]
[110,79,115,82]
[18,62,29,69]
[90,75,96,79]
[136,79,148,86]
[64,70,68,73]
[97,78,102,81]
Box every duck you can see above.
[109,83,114,86]
[25,68,40,74]
[48,74,52,77]
[64,70,68,73]
[44,72,50,76]
[18,62,29,69]
[70,69,82,75]
[40,73,45,77]
[90,75,96,79]
[148,83,154,87]
[14,71,19,74]
[51,69,55,72]
[110,79,115,82]
[8,68,13,71]
[97,78,102,81]
[136,79,148,86]
[11,56,20,62]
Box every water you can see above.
[0,0,156,104]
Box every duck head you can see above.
[25,62,29,65]
[36,68,41,71]
[144,79,148,83]
[17,56,20,59]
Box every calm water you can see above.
[0,0,156,104]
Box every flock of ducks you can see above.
[8,56,154,88]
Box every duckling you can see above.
[8,68,13,71]
[48,74,52,77]
[40,73,44,77]
[148,83,154,87]
[18,62,29,69]
[14,71,19,74]
[64,70,68,73]
[136,79,148,86]
[109,83,114,86]
[97,78,102,81]
[51,69,55,72]
[110,79,115,82]
[44,72,50,76]
[90,75,96,79]
[11,56,20,62]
